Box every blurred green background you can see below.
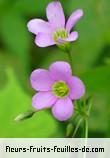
[0,0,110,138]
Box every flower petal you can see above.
[32,92,57,110]
[35,33,55,47]
[30,69,54,91]
[49,61,72,81]
[66,9,83,32]
[68,76,85,100]
[52,97,74,121]
[65,31,78,42]
[27,19,52,35]
[46,1,65,28]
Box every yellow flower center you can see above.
[52,81,69,98]
[53,29,68,43]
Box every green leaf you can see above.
[13,0,52,16]
[81,66,110,93]
[0,67,63,137]
[1,10,31,74]
[80,66,110,135]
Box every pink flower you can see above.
[27,1,83,47]
[30,61,85,121]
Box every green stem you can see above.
[83,119,88,158]
[67,51,74,73]
[72,118,83,138]
[84,119,88,138]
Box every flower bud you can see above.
[66,123,74,137]
[14,109,36,122]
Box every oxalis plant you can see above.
[15,0,93,138]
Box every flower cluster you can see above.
[27,1,83,47]
[27,1,85,121]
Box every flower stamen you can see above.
[53,29,68,43]
[52,81,69,98]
